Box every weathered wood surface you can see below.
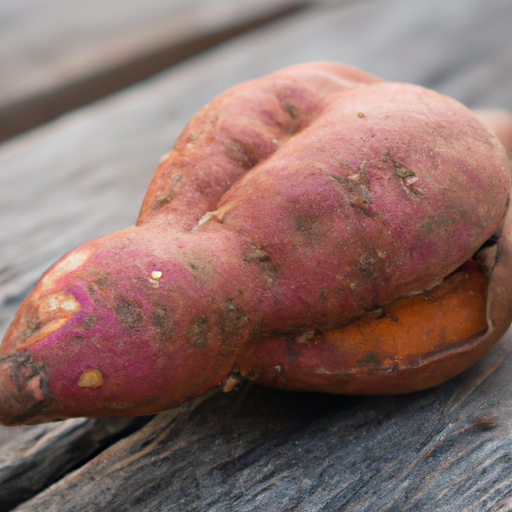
[0,0,314,141]
[1,0,512,510]
[0,416,150,512]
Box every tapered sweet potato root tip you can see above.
[0,225,253,424]
[0,352,53,426]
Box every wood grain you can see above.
[0,416,150,512]
[1,0,512,510]
[0,0,315,142]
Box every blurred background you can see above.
[2,0,512,143]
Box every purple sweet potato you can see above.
[0,62,510,425]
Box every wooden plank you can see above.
[0,416,150,511]
[1,0,512,510]
[0,0,314,142]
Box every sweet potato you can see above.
[0,62,511,425]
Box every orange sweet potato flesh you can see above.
[0,62,510,425]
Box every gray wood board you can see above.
[0,0,511,509]
[0,0,315,141]
[0,416,151,512]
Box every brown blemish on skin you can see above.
[243,247,280,289]
[151,172,184,211]
[115,298,143,330]
[352,204,374,218]
[77,369,104,389]
[285,335,304,363]
[187,315,209,349]
[358,253,378,281]
[152,304,174,341]
[357,351,381,368]
[83,316,96,330]
[394,161,416,179]
[296,330,315,344]
[244,247,279,274]
[9,303,42,349]
[329,174,369,196]
[284,102,297,119]
[152,195,173,211]
[219,299,250,347]
[293,211,333,247]
[244,248,271,263]
[97,275,109,289]
[329,165,374,217]
[393,160,424,199]
[26,312,42,332]
[187,260,199,272]
[295,216,317,236]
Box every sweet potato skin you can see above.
[0,62,510,425]
[214,81,509,332]
[138,62,380,230]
